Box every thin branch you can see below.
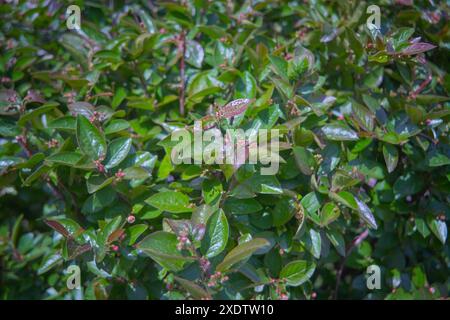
[133,61,149,98]
[333,228,369,299]
[409,74,432,99]
[178,30,186,117]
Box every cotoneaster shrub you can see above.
[0,0,449,300]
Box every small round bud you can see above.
[127,215,136,224]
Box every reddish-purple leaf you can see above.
[107,228,125,243]
[68,243,92,259]
[44,219,71,238]
[401,42,436,55]
[216,98,254,119]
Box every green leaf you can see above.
[111,87,127,109]
[329,191,358,210]
[46,152,84,166]
[272,197,296,227]
[202,178,222,205]
[145,191,191,213]
[268,55,288,80]
[127,224,148,245]
[202,209,229,258]
[104,119,130,134]
[216,238,270,272]
[411,266,426,288]
[326,229,345,256]
[174,276,210,300]
[48,116,76,131]
[82,187,116,214]
[383,143,399,173]
[18,102,58,126]
[185,40,204,68]
[415,217,430,238]
[320,202,340,227]
[321,123,359,141]
[223,198,262,215]
[38,253,63,275]
[426,215,447,244]
[76,115,107,160]
[104,137,132,169]
[304,228,321,259]
[280,260,316,286]
[86,175,114,194]
[301,192,321,215]
[137,231,193,272]
[293,146,314,175]
[393,173,424,199]
[355,198,378,229]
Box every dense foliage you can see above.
[0,0,449,300]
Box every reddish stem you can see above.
[334,229,369,299]
[178,31,186,117]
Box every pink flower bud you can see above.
[367,178,377,188]
[127,215,135,224]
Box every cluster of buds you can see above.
[287,100,299,116]
[313,153,323,164]
[89,111,101,123]
[46,138,59,148]
[199,257,211,273]
[94,158,105,173]
[207,271,229,287]
[294,203,304,221]
[115,169,126,182]
[111,244,119,252]
[296,28,308,40]
[15,135,27,145]
[176,229,191,251]
[284,52,293,61]
[219,36,230,45]
[7,39,15,50]
[269,278,288,300]
[8,93,17,104]
[1,76,11,84]
[64,91,76,104]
